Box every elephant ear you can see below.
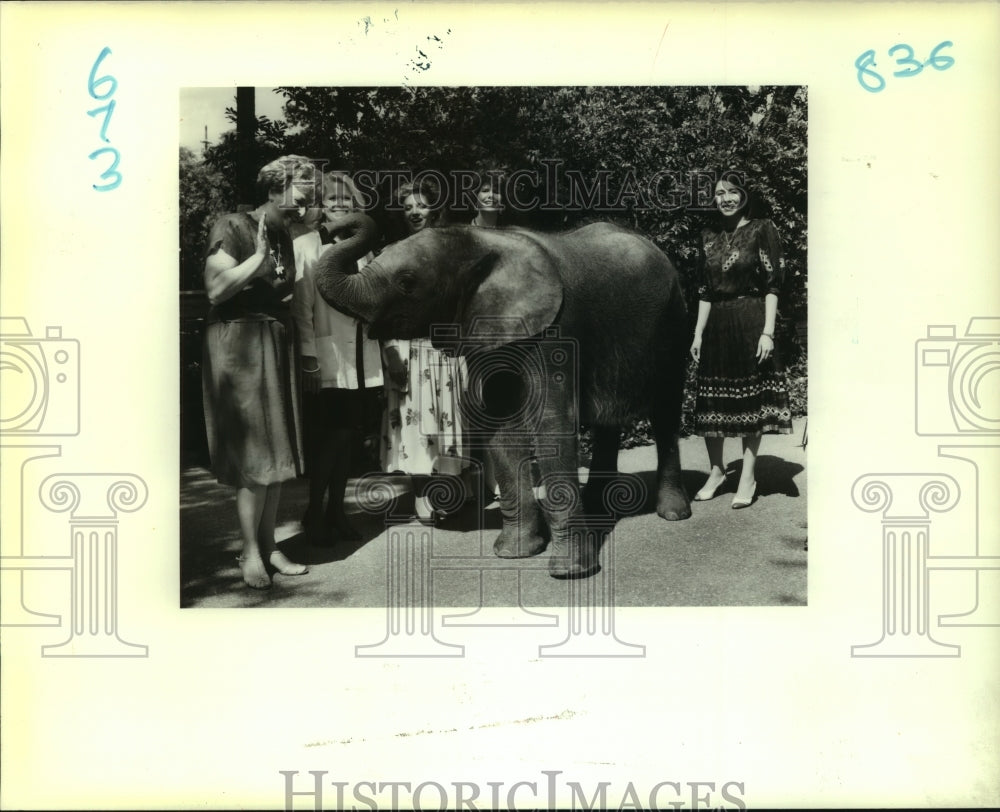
[450,245,563,352]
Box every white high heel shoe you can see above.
[731,482,757,510]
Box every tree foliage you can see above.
[179,146,234,290]
[190,86,806,319]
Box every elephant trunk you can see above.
[311,213,392,321]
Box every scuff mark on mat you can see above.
[304,709,578,748]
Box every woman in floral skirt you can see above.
[380,179,467,523]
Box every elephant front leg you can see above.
[535,444,601,580]
[491,441,548,558]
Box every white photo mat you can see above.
[2,2,998,809]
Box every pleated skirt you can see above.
[693,297,794,437]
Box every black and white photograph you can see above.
[3,3,997,810]
[179,85,809,608]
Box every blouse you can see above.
[698,218,786,303]
[292,230,384,390]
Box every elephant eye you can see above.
[397,272,417,295]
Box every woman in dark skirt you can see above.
[689,171,794,509]
[202,155,315,588]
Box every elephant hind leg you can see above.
[588,424,620,473]
[583,424,620,516]
[651,389,691,521]
[532,445,603,580]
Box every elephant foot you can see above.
[493,528,547,559]
[656,483,691,521]
[547,538,601,580]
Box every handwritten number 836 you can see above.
[856,41,954,93]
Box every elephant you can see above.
[313,214,691,578]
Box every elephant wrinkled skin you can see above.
[314,214,691,578]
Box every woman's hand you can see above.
[690,335,702,361]
[252,214,272,278]
[301,355,321,394]
[254,213,269,256]
[756,334,774,363]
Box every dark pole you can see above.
[235,87,256,211]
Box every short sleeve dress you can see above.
[201,213,304,487]
[694,218,794,437]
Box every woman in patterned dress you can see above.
[380,179,467,523]
[201,155,314,588]
[689,171,794,509]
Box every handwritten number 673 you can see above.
[88,46,117,99]
[88,47,121,191]
[89,147,122,192]
[855,41,954,93]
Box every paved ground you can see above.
[180,419,807,608]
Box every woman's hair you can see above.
[255,154,318,203]
[477,170,506,196]
[322,171,367,211]
[708,169,770,222]
[396,178,447,228]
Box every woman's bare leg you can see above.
[258,483,308,575]
[236,486,270,588]
[735,434,762,503]
[694,437,727,500]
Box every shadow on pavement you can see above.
[181,421,807,607]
